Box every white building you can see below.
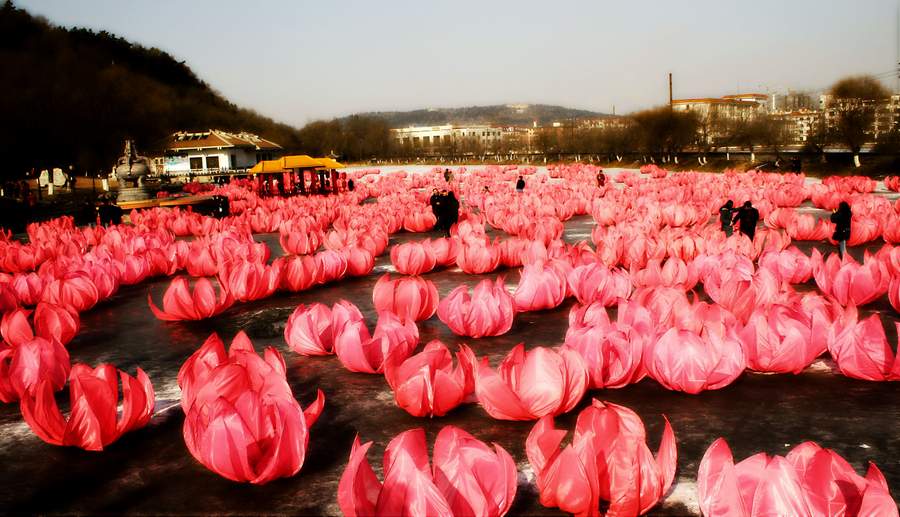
[671,95,767,124]
[721,93,769,109]
[772,110,820,143]
[577,116,633,130]
[392,125,503,152]
[672,94,769,143]
[819,94,900,141]
[162,130,282,176]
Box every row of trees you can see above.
[392,109,788,163]
[297,116,393,163]
[386,75,895,168]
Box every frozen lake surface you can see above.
[1,166,898,515]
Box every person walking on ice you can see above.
[732,201,759,240]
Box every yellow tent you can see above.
[249,159,285,174]
[314,157,345,169]
[281,155,322,169]
[250,155,345,175]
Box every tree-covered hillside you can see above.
[350,104,609,128]
[0,1,304,176]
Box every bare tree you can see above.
[631,106,700,163]
[667,111,701,163]
[535,128,558,156]
[827,75,890,167]
[603,127,636,162]
[732,116,778,163]
[713,116,740,161]
[803,115,830,164]
[760,115,790,161]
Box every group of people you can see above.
[718,200,760,240]
[429,188,459,236]
[719,199,852,258]
[510,171,605,193]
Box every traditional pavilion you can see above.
[163,130,282,176]
[248,155,347,196]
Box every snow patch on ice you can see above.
[377,264,397,273]
[375,389,395,404]
[805,359,834,373]
[153,378,182,402]
[153,399,182,417]
[517,461,535,485]
[0,420,36,441]
[663,477,700,515]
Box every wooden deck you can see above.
[116,194,214,211]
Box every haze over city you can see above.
[17,0,900,124]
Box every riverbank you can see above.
[350,154,900,179]
[7,161,897,234]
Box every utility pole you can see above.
[668,72,674,109]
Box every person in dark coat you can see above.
[732,201,760,240]
[719,200,736,236]
[443,190,459,236]
[515,176,525,192]
[20,180,30,200]
[429,188,444,232]
[596,171,606,188]
[317,170,327,194]
[347,178,355,191]
[831,201,852,259]
[97,196,122,226]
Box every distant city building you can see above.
[877,95,900,137]
[672,94,767,123]
[672,94,768,143]
[161,130,282,176]
[577,116,633,130]
[495,125,537,151]
[771,91,817,112]
[772,109,820,143]
[390,89,900,155]
[819,94,900,141]
[721,93,769,107]
[505,103,531,113]
[392,125,503,153]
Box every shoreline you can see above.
[345,155,900,179]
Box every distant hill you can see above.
[0,1,304,175]
[348,104,610,128]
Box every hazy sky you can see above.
[17,0,900,125]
